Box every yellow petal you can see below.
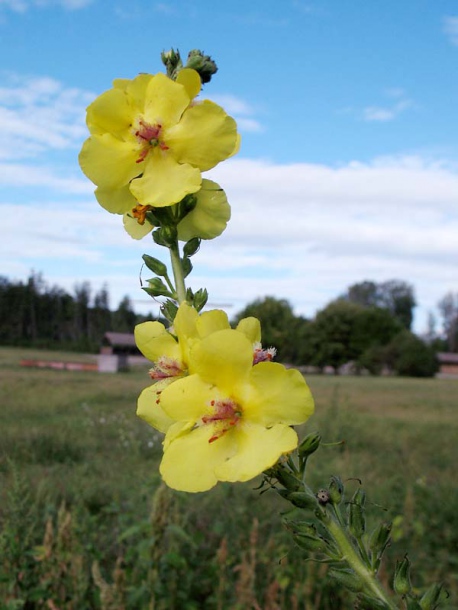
[129,148,201,207]
[236,317,261,344]
[95,184,137,214]
[215,423,298,482]
[177,179,231,241]
[137,382,176,433]
[176,68,201,100]
[166,100,238,171]
[191,329,252,394]
[160,424,235,492]
[124,73,153,113]
[196,308,230,338]
[86,87,133,136]
[173,302,199,341]
[143,72,190,128]
[123,213,154,239]
[245,363,315,426]
[79,133,140,189]
[159,374,220,422]
[134,321,179,362]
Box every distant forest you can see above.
[0,272,156,353]
[1,273,456,377]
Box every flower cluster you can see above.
[136,304,314,492]
[79,68,238,240]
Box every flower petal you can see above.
[86,87,133,136]
[176,68,201,100]
[196,308,230,338]
[143,73,190,127]
[245,363,315,426]
[191,329,252,394]
[177,179,231,241]
[160,374,220,422]
[79,133,140,189]
[123,213,154,239]
[236,317,261,344]
[134,321,179,362]
[160,424,235,492]
[166,100,238,171]
[95,184,137,214]
[129,148,201,207]
[137,382,176,433]
[215,423,298,482]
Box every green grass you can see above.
[1,346,457,609]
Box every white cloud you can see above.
[0,0,93,11]
[363,92,413,123]
[209,93,264,133]
[1,154,457,332]
[0,73,94,159]
[443,16,458,46]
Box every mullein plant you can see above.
[79,49,447,610]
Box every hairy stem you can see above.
[169,242,187,303]
[325,515,398,609]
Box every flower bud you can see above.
[183,237,201,257]
[273,467,302,492]
[142,254,168,277]
[294,533,328,554]
[185,49,218,83]
[161,48,183,78]
[161,300,178,323]
[357,593,391,609]
[329,475,344,505]
[287,491,319,510]
[143,278,173,298]
[181,256,193,278]
[193,288,208,312]
[328,568,363,593]
[419,583,444,610]
[298,432,321,459]
[368,522,392,570]
[393,555,412,596]
[348,502,365,539]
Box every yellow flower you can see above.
[135,303,261,433]
[123,179,231,241]
[157,329,314,492]
[79,69,239,212]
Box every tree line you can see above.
[0,272,154,353]
[1,273,456,376]
[234,280,454,378]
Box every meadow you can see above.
[0,346,457,609]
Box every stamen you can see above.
[132,204,154,225]
[149,356,184,380]
[202,398,242,443]
[253,343,277,365]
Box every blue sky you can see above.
[1,0,457,333]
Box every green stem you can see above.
[325,515,398,610]
[169,242,187,303]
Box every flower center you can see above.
[131,204,154,225]
[253,342,277,365]
[135,119,169,163]
[201,398,242,443]
[149,356,184,381]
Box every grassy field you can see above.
[1,346,457,609]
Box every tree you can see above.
[384,330,438,377]
[113,296,137,333]
[437,292,458,352]
[343,279,416,329]
[232,296,299,362]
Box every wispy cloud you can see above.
[362,89,413,122]
[0,0,94,11]
[0,72,93,159]
[443,16,458,45]
[209,93,264,133]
